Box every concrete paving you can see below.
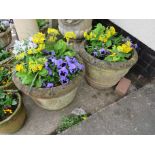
[13,79,120,135]
[62,83,155,135]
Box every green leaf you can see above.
[12,99,17,105]
[39,69,48,77]
[54,39,67,54]
[16,72,27,79]
[105,40,112,47]
[64,51,76,57]
[22,74,34,85]
[35,77,42,88]
[0,93,5,99]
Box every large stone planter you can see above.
[0,27,12,49]
[58,19,92,39]
[79,44,138,89]
[0,91,26,134]
[13,73,84,110]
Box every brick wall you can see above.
[93,19,155,78]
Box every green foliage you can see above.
[0,50,11,61]
[92,23,105,38]
[0,67,11,86]
[56,114,88,133]
[37,19,49,29]
[0,90,18,121]
[84,23,135,62]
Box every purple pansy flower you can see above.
[45,62,53,76]
[99,48,106,55]
[131,43,138,49]
[92,51,98,57]
[58,67,69,77]
[54,59,67,69]
[46,83,54,88]
[59,76,69,85]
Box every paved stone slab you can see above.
[13,79,119,135]
[62,83,155,135]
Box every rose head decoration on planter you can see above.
[12,28,84,110]
[37,19,50,33]
[0,20,12,49]
[80,23,138,89]
[0,90,26,134]
[58,19,92,39]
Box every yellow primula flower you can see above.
[15,64,24,72]
[126,40,131,47]
[84,32,90,40]
[48,36,57,42]
[37,64,43,71]
[117,41,133,53]
[3,109,13,114]
[15,52,25,60]
[109,26,116,35]
[28,59,44,73]
[98,35,104,42]
[29,64,43,72]
[110,52,117,57]
[89,32,96,39]
[36,43,45,52]
[117,45,123,52]
[32,32,45,44]
[103,37,108,43]
[47,28,59,35]
[106,30,111,39]
[122,44,132,53]
[27,49,33,55]
[64,32,76,42]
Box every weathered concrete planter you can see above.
[0,91,26,134]
[13,72,84,110]
[58,19,92,39]
[0,27,12,49]
[79,44,138,89]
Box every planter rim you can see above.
[79,42,138,70]
[0,91,21,125]
[0,27,11,38]
[13,71,84,98]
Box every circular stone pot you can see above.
[0,91,26,134]
[79,44,138,89]
[13,72,84,110]
[0,27,12,49]
[58,19,92,39]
